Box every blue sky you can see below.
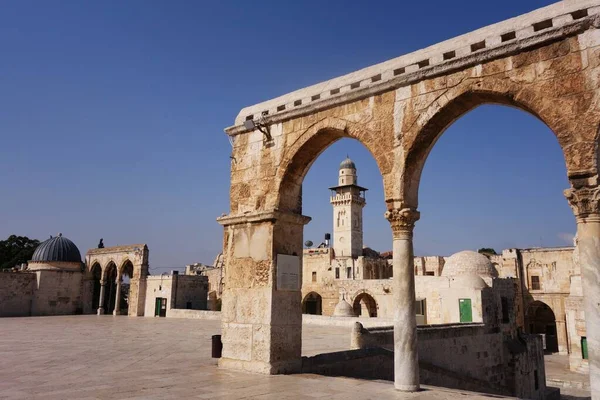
[0,0,574,272]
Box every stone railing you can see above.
[228,0,600,134]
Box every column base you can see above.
[218,357,301,375]
[394,384,420,392]
[97,308,104,315]
[113,309,120,316]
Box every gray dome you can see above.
[340,157,356,170]
[442,250,498,278]
[31,234,81,263]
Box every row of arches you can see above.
[302,291,378,318]
[90,260,134,315]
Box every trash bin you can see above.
[211,334,222,358]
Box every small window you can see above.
[531,275,541,290]
[425,271,435,276]
[415,299,426,316]
[335,268,340,279]
[346,267,351,279]
[186,301,192,309]
[501,297,510,323]
[312,271,317,282]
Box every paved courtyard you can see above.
[0,316,563,399]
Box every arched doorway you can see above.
[352,292,377,317]
[118,260,134,315]
[90,263,102,312]
[527,301,559,353]
[302,292,322,315]
[103,262,117,314]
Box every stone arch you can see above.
[401,85,595,207]
[352,290,378,318]
[275,116,394,213]
[526,300,559,353]
[90,262,102,312]
[302,292,323,315]
[102,261,118,314]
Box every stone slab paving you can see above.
[0,316,515,399]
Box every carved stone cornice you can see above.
[564,184,600,222]
[217,209,312,227]
[385,207,420,239]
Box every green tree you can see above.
[478,247,498,256]
[0,235,40,270]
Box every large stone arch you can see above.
[219,4,600,395]
[400,78,599,207]
[274,117,395,214]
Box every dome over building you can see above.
[450,274,489,290]
[31,234,82,263]
[333,297,355,317]
[441,250,498,278]
[339,157,356,170]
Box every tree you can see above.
[478,248,498,256]
[0,235,40,270]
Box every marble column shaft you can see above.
[113,276,122,316]
[97,280,106,315]
[565,184,600,400]
[386,207,420,392]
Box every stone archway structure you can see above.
[84,245,149,316]
[352,291,378,318]
[219,2,600,396]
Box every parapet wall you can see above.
[349,322,546,399]
[0,272,36,317]
[229,0,600,129]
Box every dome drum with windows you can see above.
[28,233,83,272]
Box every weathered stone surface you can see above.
[220,1,600,396]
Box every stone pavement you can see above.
[0,316,520,399]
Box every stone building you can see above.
[0,234,84,317]
[0,236,208,318]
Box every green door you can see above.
[459,298,472,323]
[582,337,588,359]
[154,298,161,317]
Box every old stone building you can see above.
[218,0,600,395]
[0,236,208,318]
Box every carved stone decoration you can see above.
[564,184,600,222]
[385,207,420,238]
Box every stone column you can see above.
[565,183,600,399]
[385,207,420,392]
[217,210,310,375]
[113,275,122,316]
[97,280,106,315]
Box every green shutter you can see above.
[459,299,472,323]
[582,337,588,360]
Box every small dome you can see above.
[442,250,498,278]
[339,157,356,170]
[31,234,82,263]
[450,274,489,289]
[333,298,355,317]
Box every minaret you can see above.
[330,157,367,258]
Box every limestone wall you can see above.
[349,322,545,399]
[0,272,35,317]
[30,270,83,316]
[172,275,208,310]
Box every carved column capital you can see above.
[385,207,420,239]
[564,184,600,223]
